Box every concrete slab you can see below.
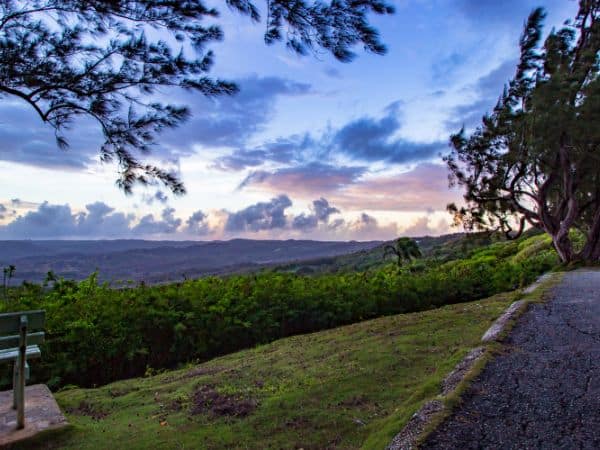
[0,384,68,447]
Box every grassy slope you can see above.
[24,292,518,450]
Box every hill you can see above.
[0,239,382,284]
[271,231,512,274]
[0,232,507,284]
[25,290,518,450]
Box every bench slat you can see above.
[0,345,41,362]
[0,310,45,334]
[0,332,44,350]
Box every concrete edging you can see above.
[386,273,554,450]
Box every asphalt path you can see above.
[422,270,600,450]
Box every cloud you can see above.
[0,202,133,239]
[344,213,398,240]
[313,198,340,222]
[213,134,314,171]
[224,195,292,232]
[239,163,461,213]
[0,76,312,172]
[132,208,182,235]
[332,105,444,164]
[292,197,340,231]
[238,163,366,197]
[401,215,451,237]
[329,163,461,212]
[186,210,210,235]
[456,0,553,24]
[446,59,517,131]
[432,52,468,81]
[0,104,102,170]
[142,190,169,206]
[214,102,443,173]
[323,67,343,79]
[0,202,190,239]
[161,76,312,153]
[76,202,133,236]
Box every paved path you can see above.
[422,270,600,450]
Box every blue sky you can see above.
[0,0,578,240]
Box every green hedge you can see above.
[1,234,558,389]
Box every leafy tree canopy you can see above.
[447,0,600,263]
[0,0,394,193]
[383,237,421,268]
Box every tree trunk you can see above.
[579,207,600,263]
[551,232,574,263]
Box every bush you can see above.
[1,234,559,390]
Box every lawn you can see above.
[22,292,517,450]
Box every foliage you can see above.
[0,0,393,193]
[1,234,558,390]
[23,292,516,450]
[446,1,600,262]
[383,237,422,268]
[2,264,15,298]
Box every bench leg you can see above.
[17,315,27,429]
[12,362,17,410]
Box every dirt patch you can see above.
[190,385,257,418]
[284,416,311,429]
[66,400,109,420]
[108,386,138,398]
[183,366,224,379]
[338,395,370,408]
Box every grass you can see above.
[414,271,564,447]
[18,293,519,450]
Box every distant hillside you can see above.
[0,239,382,284]
[271,232,510,274]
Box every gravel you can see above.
[421,270,600,450]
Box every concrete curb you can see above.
[481,300,526,343]
[386,273,555,450]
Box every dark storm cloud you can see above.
[225,195,292,232]
[186,210,210,235]
[292,197,340,231]
[238,163,366,196]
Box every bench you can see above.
[0,310,45,429]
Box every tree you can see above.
[0,0,394,194]
[2,264,15,297]
[383,237,421,268]
[446,1,600,263]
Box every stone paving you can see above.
[0,384,68,447]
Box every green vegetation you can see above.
[20,291,517,450]
[1,233,558,391]
[383,237,422,269]
[446,1,600,263]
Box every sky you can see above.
[0,0,579,241]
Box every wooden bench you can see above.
[0,310,45,429]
